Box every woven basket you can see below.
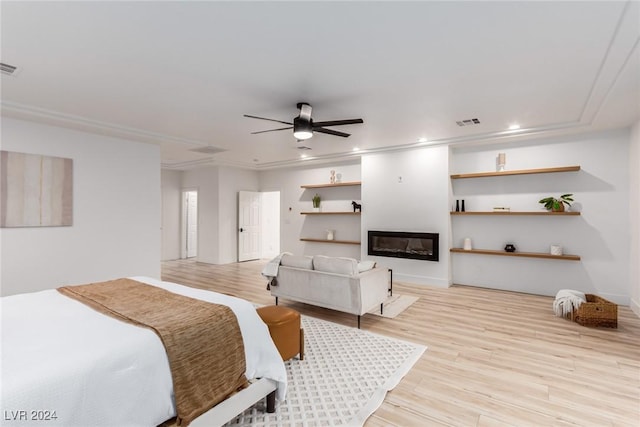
[572,294,617,328]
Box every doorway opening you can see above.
[237,191,280,262]
[181,190,198,259]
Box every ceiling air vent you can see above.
[189,146,226,155]
[1,62,19,76]
[297,146,312,150]
[456,118,481,127]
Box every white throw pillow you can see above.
[280,254,314,270]
[312,255,358,276]
[357,260,377,273]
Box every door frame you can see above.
[181,188,198,259]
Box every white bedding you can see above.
[0,276,287,427]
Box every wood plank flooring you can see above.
[162,259,640,426]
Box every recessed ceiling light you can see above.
[300,154,307,159]
[418,137,428,143]
[508,124,521,130]
[352,147,360,152]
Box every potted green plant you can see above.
[312,193,321,212]
[538,194,574,212]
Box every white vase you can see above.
[463,238,472,250]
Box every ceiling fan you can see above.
[244,103,363,140]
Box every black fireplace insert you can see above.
[368,230,439,262]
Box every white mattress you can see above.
[0,276,287,427]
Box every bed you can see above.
[0,276,287,426]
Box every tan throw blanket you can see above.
[58,278,247,426]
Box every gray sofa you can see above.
[269,254,389,328]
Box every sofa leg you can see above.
[357,315,361,329]
[381,303,384,315]
[275,297,278,305]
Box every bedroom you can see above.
[2,1,639,426]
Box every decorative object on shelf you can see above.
[493,207,511,212]
[497,153,506,172]
[455,200,460,212]
[550,245,563,256]
[504,243,516,252]
[326,229,335,240]
[463,238,472,250]
[330,170,336,184]
[335,173,342,183]
[351,201,362,212]
[461,199,465,212]
[539,194,574,212]
[312,193,321,212]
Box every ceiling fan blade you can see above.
[312,118,364,127]
[244,114,293,126]
[250,126,293,135]
[314,127,351,138]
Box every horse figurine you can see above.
[351,201,362,212]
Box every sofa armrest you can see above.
[353,267,390,315]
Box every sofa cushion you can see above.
[280,254,313,270]
[357,260,377,273]
[312,255,358,276]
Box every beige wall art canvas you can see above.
[0,151,73,227]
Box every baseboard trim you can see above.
[630,297,640,319]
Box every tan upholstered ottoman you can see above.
[256,305,304,361]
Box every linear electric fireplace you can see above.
[368,230,439,262]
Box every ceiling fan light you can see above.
[293,117,313,140]
[294,130,313,140]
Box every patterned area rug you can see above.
[368,294,419,318]
[226,315,426,426]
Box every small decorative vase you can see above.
[504,244,516,252]
[326,229,335,240]
[463,238,472,250]
[552,203,565,213]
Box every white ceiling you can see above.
[1,1,639,170]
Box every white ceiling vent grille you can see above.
[189,146,226,155]
[1,62,20,76]
[456,118,481,127]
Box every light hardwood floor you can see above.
[162,259,640,427]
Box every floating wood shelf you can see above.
[450,211,580,216]
[450,166,580,179]
[300,181,361,189]
[450,248,580,261]
[301,211,361,215]
[300,238,361,245]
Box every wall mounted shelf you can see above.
[450,165,580,179]
[300,181,361,189]
[301,211,360,215]
[300,238,361,245]
[450,248,580,261]
[450,211,580,216]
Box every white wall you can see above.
[261,191,280,259]
[630,120,640,316]
[259,162,362,259]
[161,169,182,261]
[0,118,161,296]
[450,129,630,304]
[182,167,219,264]
[361,146,451,286]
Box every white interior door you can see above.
[181,190,198,259]
[238,191,261,262]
